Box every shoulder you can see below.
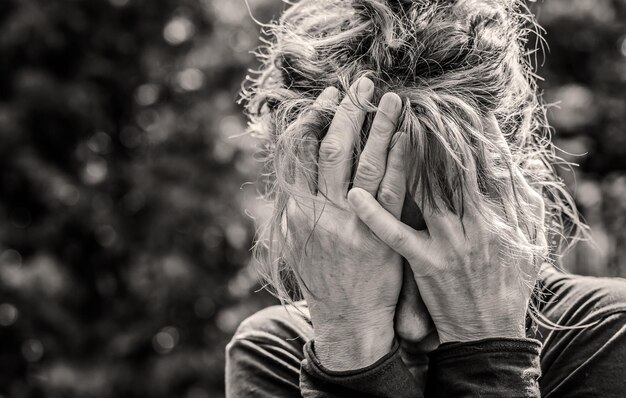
[537,264,626,324]
[533,266,626,396]
[225,302,312,397]
[227,300,313,354]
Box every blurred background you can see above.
[0,0,624,397]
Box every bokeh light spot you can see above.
[87,131,112,155]
[83,158,108,185]
[0,249,22,267]
[135,84,160,106]
[225,223,248,249]
[546,84,596,130]
[177,68,205,91]
[577,181,602,208]
[153,326,180,354]
[215,309,240,333]
[56,183,80,206]
[22,339,44,362]
[163,17,195,45]
[136,109,161,132]
[212,140,235,164]
[0,303,18,326]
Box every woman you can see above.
[227,0,626,396]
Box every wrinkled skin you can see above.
[287,78,546,372]
[349,115,547,344]
[287,78,409,370]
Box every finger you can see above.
[395,262,434,343]
[407,123,457,238]
[482,115,528,230]
[513,166,546,242]
[412,181,459,241]
[348,187,428,262]
[377,132,406,219]
[318,77,374,201]
[486,117,546,252]
[353,92,402,195]
[294,87,341,193]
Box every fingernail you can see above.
[389,131,404,149]
[348,188,366,209]
[357,77,374,94]
[380,92,401,113]
[322,86,340,101]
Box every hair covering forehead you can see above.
[242,0,586,305]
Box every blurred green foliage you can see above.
[0,0,623,397]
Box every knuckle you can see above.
[371,115,397,135]
[377,224,404,246]
[319,139,346,164]
[334,105,363,130]
[334,106,358,128]
[339,99,359,116]
[357,157,382,181]
[387,227,410,252]
[378,186,402,206]
[387,152,403,170]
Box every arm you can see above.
[226,337,302,398]
[541,309,626,396]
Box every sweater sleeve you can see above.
[300,339,423,398]
[300,337,542,398]
[425,338,542,397]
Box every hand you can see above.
[286,78,405,370]
[349,90,435,348]
[348,117,547,344]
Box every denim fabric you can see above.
[226,266,626,397]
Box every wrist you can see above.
[314,321,395,371]
[437,320,526,343]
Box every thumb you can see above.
[348,187,427,261]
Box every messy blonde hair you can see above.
[241,0,586,304]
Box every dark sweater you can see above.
[226,266,626,397]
